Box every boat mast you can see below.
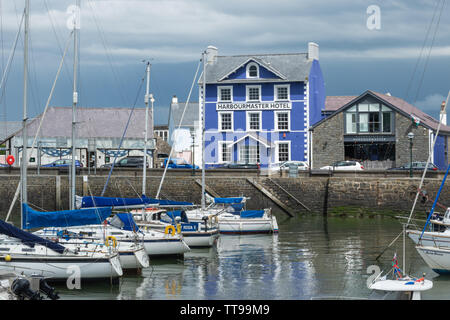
[201,51,206,210]
[70,0,79,210]
[142,61,150,196]
[20,0,29,228]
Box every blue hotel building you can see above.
[198,43,326,168]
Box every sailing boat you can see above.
[366,95,450,299]
[0,0,123,281]
[61,62,190,257]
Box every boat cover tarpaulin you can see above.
[81,196,193,208]
[110,213,140,232]
[240,210,265,218]
[0,218,66,254]
[214,197,244,204]
[22,203,112,230]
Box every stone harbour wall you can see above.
[1,173,448,225]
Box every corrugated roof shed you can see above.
[5,106,154,140]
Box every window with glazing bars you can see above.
[220,113,232,130]
[277,112,289,130]
[278,143,289,162]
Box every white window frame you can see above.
[238,144,260,164]
[274,110,291,131]
[246,62,259,78]
[246,111,262,131]
[218,141,232,163]
[218,111,234,132]
[275,141,291,163]
[246,85,261,102]
[274,84,290,101]
[217,86,233,102]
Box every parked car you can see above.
[216,162,259,169]
[161,158,199,169]
[102,156,148,168]
[388,162,438,171]
[320,160,364,171]
[41,159,83,168]
[269,161,309,172]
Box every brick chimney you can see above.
[440,100,447,125]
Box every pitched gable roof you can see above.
[4,106,154,141]
[313,90,450,134]
[202,53,312,84]
[169,101,198,129]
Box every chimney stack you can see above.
[206,45,218,65]
[307,42,319,61]
[440,100,447,125]
[172,95,178,104]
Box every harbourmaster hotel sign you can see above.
[216,102,292,111]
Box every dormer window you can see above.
[246,63,259,78]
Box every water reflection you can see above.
[54,215,450,300]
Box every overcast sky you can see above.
[0,0,449,125]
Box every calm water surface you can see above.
[55,214,450,300]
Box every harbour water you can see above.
[53,213,449,300]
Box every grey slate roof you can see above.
[4,106,154,140]
[202,53,312,84]
[169,101,198,129]
[0,121,22,141]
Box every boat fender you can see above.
[165,225,176,236]
[4,254,11,262]
[105,236,117,248]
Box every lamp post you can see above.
[407,132,414,178]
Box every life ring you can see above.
[176,223,181,234]
[105,235,117,248]
[164,225,176,236]
[6,155,14,166]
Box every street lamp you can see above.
[407,132,414,178]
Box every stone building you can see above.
[310,90,450,169]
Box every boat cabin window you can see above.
[21,248,35,252]
[0,248,10,251]
[110,232,123,235]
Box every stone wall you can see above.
[395,113,430,167]
[2,173,447,225]
[312,113,344,169]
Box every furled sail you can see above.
[79,195,193,208]
[22,203,112,230]
[0,219,66,254]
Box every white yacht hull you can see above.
[416,245,450,274]
[408,229,450,247]
[0,253,122,280]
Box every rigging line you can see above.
[0,10,24,105]
[405,90,449,227]
[413,0,446,105]
[404,0,441,102]
[155,58,202,199]
[100,74,146,197]
[43,0,73,89]
[5,30,74,223]
[85,0,129,106]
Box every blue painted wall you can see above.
[308,59,326,126]
[434,134,447,170]
[204,59,325,168]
